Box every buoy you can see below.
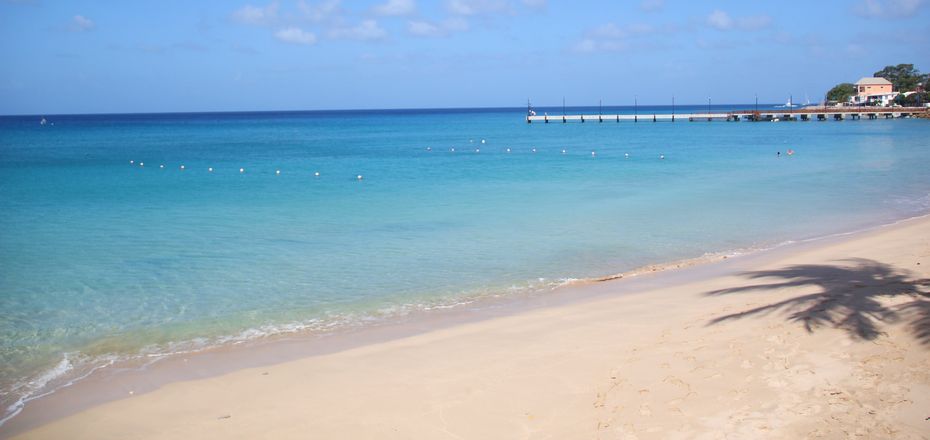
[314,171,320,177]
[357,174,363,180]
[129,160,134,164]
[160,164,165,169]
[451,147,455,152]
[561,149,566,154]
[481,139,486,144]
[139,162,144,167]
[180,165,185,170]
[475,148,480,153]
[240,168,245,173]
[426,147,432,151]
[591,151,596,156]
[506,148,511,153]
[208,167,213,172]
[660,154,665,160]
[532,148,537,153]
[625,153,629,158]
[276,170,281,175]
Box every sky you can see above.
[1,0,929,114]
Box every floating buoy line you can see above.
[128,144,676,182]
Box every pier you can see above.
[526,107,929,123]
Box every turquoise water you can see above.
[1,106,929,421]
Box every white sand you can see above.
[8,217,930,439]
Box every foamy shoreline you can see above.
[3,213,930,438]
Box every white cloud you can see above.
[737,15,771,30]
[407,18,469,37]
[233,2,279,25]
[408,20,442,37]
[522,0,546,9]
[570,21,661,53]
[373,0,415,16]
[640,0,664,12]
[70,14,95,32]
[706,10,733,30]
[706,10,771,31]
[274,27,317,45]
[328,19,387,41]
[297,0,342,22]
[571,38,628,53]
[446,0,509,16]
[589,22,654,39]
[854,0,924,18]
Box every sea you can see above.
[1,105,929,423]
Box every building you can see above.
[851,77,897,106]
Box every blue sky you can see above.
[1,0,928,114]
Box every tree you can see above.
[894,92,930,106]
[873,64,922,91]
[826,83,856,103]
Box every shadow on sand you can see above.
[705,258,930,345]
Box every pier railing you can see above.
[526,107,929,123]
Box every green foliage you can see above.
[826,83,856,103]
[894,91,930,106]
[873,64,925,91]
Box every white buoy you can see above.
[625,153,629,158]
[475,148,480,153]
[561,149,566,154]
[276,170,281,175]
[314,171,320,177]
[208,167,213,172]
[240,168,245,173]
[426,147,432,151]
[591,151,596,156]
[532,148,537,153]
[506,148,511,153]
[160,164,165,169]
[180,165,185,170]
[451,147,455,152]
[481,139,486,144]
[139,162,144,167]
[129,160,134,164]
[660,154,665,160]
[357,174,363,180]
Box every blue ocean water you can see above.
[1,106,929,421]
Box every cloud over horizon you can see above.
[853,0,925,18]
[706,10,772,31]
[274,27,317,45]
[70,14,95,32]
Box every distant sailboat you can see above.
[775,95,798,108]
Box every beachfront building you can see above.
[851,77,897,106]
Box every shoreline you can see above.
[3,211,929,438]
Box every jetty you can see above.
[526,107,929,123]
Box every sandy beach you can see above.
[5,216,930,439]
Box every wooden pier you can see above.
[526,107,929,123]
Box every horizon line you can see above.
[0,103,787,119]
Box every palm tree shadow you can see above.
[705,258,930,345]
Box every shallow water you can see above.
[1,106,929,422]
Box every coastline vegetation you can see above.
[826,63,929,105]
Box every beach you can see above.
[6,214,928,439]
